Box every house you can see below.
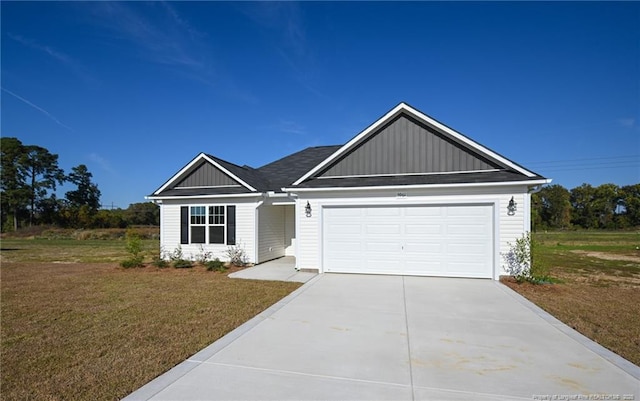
[147,103,550,279]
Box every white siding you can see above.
[284,205,296,256]
[295,185,530,280]
[257,205,286,263]
[498,193,527,276]
[159,199,258,263]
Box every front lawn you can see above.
[1,239,301,400]
[502,231,640,366]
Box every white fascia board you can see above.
[146,193,263,201]
[283,178,551,193]
[200,154,257,192]
[292,102,538,185]
[402,104,538,178]
[153,153,257,195]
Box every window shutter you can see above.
[180,206,189,244]
[226,205,236,245]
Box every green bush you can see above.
[120,231,145,268]
[503,232,552,284]
[151,257,169,268]
[120,256,144,268]
[173,259,193,269]
[205,258,226,272]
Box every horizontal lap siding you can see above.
[498,193,527,276]
[296,199,320,270]
[159,200,256,263]
[257,205,285,263]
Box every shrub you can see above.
[173,259,193,269]
[120,230,144,268]
[194,245,212,265]
[120,256,144,269]
[225,243,247,267]
[149,247,169,268]
[503,232,551,284]
[205,258,226,272]
[169,246,193,268]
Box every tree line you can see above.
[1,137,158,232]
[532,183,639,230]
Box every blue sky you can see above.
[2,1,639,209]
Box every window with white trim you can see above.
[182,205,235,245]
[208,206,225,244]
[190,206,206,243]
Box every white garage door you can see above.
[323,204,493,278]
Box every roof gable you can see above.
[153,153,258,196]
[293,102,539,186]
[175,160,241,188]
[318,113,500,178]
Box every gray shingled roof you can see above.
[256,146,341,191]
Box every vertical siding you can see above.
[320,115,497,177]
[175,162,239,187]
[257,205,286,263]
[159,200,256,263]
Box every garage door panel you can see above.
[326,224,362,235]
[366,223,401,235]
[365,241,402,252]
[404,223,443,235]
[323,205,493,278]
[365,207,401,216]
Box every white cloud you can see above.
[8,33,97,85]
[276,120,307,135]
[617,118,636,128]
[88,153,116,175]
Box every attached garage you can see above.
[323,204,494,278]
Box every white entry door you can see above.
[322,204,493,278]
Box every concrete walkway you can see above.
[125,275,639,401]
[228,256,316,283]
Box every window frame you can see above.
[187,205,228,245]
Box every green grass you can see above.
[505,230,640,366]
[533,231,640,276]
[1,238,301,400]
[1,238,158,263]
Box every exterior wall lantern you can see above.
[305,201,312,217]
[507,196,517,216]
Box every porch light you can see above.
[305,201,312,217]
[507,196,517,216]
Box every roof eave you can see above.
[284,178,551,193]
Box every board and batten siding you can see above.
[319,115,498,178]
[295,187,530,279]
[257,205,286,263]
[159,199,257,263]
[175,161,240,188]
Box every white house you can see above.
[147,103,550,279]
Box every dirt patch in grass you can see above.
[1,262,301,400]
[570,249,640,263]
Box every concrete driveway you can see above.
[125,274,639,401]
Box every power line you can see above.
[524,155,639,166]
